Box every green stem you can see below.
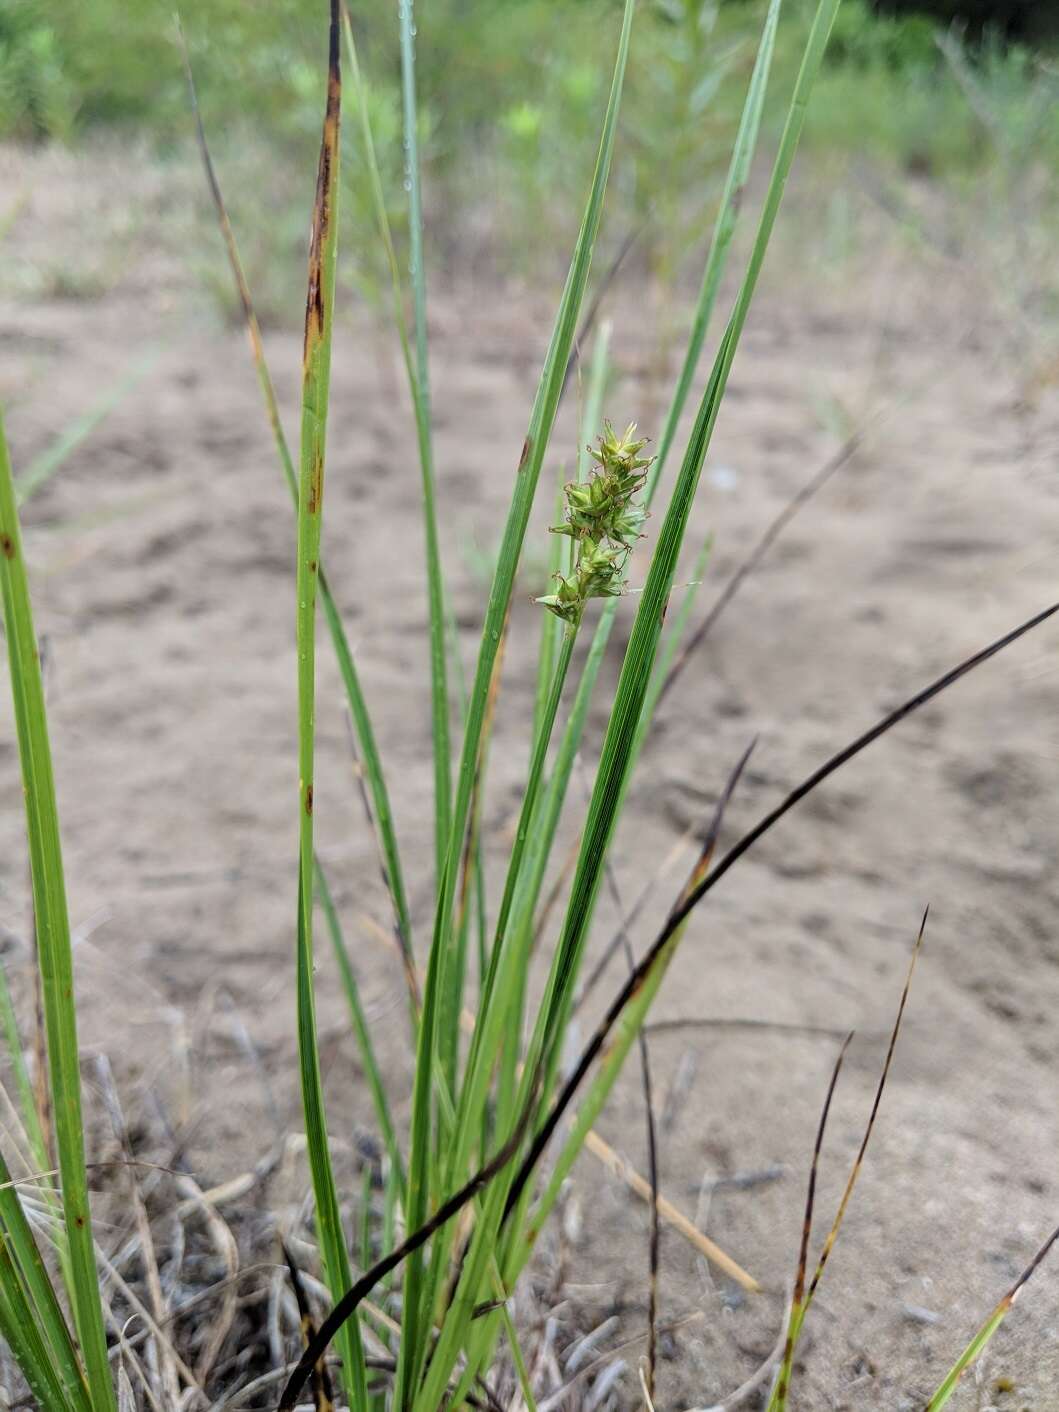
[398,0,453,895]
[399,3,637,1397]
[453,622,580,1174]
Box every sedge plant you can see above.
[0,0,1057,1408]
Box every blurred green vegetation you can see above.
[2,0,1056,317]
[2,0,1056,155]
[4,0,1056,168]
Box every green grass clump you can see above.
[0,0,1057,1408]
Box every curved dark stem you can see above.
[282,1241,335,1412]
[772,1034,853,1410]
[656,429,863,712]
[599,844,661,1406]
[278,601,1056,1411]
[561,223,643,398]
[277,1068,541,1410]
[501,602,1057,1217]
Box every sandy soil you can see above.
[0,141,1057,1408]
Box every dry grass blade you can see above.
[687,1289,791,1412]
[95,1056,181,1407]
[173,1175,238,1387]
[655,429,864,712]
[771,1034,853,1411]
[581,1133,755,1289]
[806,909,927,1303]
[117,1364,136,1412]
[536,1313,704,1412]
[95,1246,201,1398]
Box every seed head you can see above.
[536,421,653,623]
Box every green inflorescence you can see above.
[537,421,653,623]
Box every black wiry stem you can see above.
[503,603,1057,1215]
[279,602,1056,1410]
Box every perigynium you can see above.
[537,422,653,623]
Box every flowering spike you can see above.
[536,420,654,622]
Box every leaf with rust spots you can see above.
[307,454,323,515]
[293,5,366,1409]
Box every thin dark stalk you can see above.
[669,602,1058,930]
[504,603,1057,1216]
[772,1034,853,1411]
[344,716,420,1016]
[280,603,1056,1406]
[283,1242,336,1412]
[278,1068,543,1411]
[656,429,863,712]
[806,908,928,1304]
[588,764,661,1404]
[644,1017,849,1040]
[560,224,643,399]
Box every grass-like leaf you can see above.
[315,858,405,1197]
[397,0,453,896]
[0,1142,93,1411]
[399,1,639,1396]
[292,8,368,1410]
[518,0,844,1162]
[926,1224,1059,1411]
[180,17,414,970]
[471,0,786,1146]
[0,418,114,1408]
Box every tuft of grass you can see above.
[0,0,1058,1407]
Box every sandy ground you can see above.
[0,140,1057,1408]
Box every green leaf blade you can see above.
[0,416,114,1409]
